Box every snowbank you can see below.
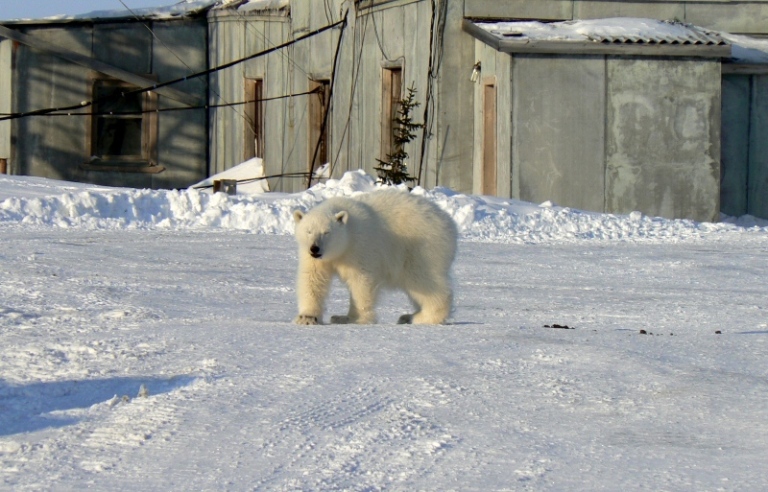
[1,170,765,243]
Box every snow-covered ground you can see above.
[2,171,768,491]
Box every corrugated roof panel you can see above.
[476,18,727,47]
[585,21,726,46]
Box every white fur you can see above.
[292,190,458,325]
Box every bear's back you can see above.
[357,190,457,247]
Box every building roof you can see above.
[464,17,732,58]
[0,0,289,24]
[479,18,726,46]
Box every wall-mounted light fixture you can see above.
[470,61,482,83]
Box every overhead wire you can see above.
[307,9,348,187]
[117,0,246,123]
[330,9,370,178]
[416,0,447,187]
[222,0,312,180]
[0,18,345,123]
[0,89,322,117]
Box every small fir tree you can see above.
[375,83,423,186]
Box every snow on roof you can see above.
[476,18,726,46]
[1,0,287,22]
[467,17,768,61]
[0,1,216,22]
[214,0,290,12]
[721,32,768,64]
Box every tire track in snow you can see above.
[76,390,185,473]
[250,378,459,490]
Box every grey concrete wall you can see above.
[605,58,721,221]
[465,0,573,21]
[511,55,606,212]
[503,53,721,221]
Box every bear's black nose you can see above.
[310,245,321,258]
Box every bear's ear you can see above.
[334,211,349,225]
[293,210,304,223]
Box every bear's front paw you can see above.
[397,314,413,325]
[294,314,320,325]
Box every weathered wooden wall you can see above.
[10,19,208,189]
[0,39,12,167]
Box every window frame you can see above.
[244,77,265,161]
[381,66,403,162]
[308,78,332,174]
[83,73,160,173]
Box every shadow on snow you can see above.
[0,376,195,437]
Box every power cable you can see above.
[330,10,369,177]
[1,88,321,117]
[119,0,246,124]
[307,10,348,187]
[0,18,345,123]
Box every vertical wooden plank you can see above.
[0,39,12,166]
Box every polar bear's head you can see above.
[293,207,350,261]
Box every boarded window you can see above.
[244,78,264,160]
[381,67,402,161]
[482,81,497,196]
[309,79,331,172]
[88,76,157,168]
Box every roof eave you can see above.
[0,5,214,27]
[463,19,732,58]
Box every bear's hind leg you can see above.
[330,293,357,324]
[403,284,452,325]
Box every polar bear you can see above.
[292,189,458,325]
